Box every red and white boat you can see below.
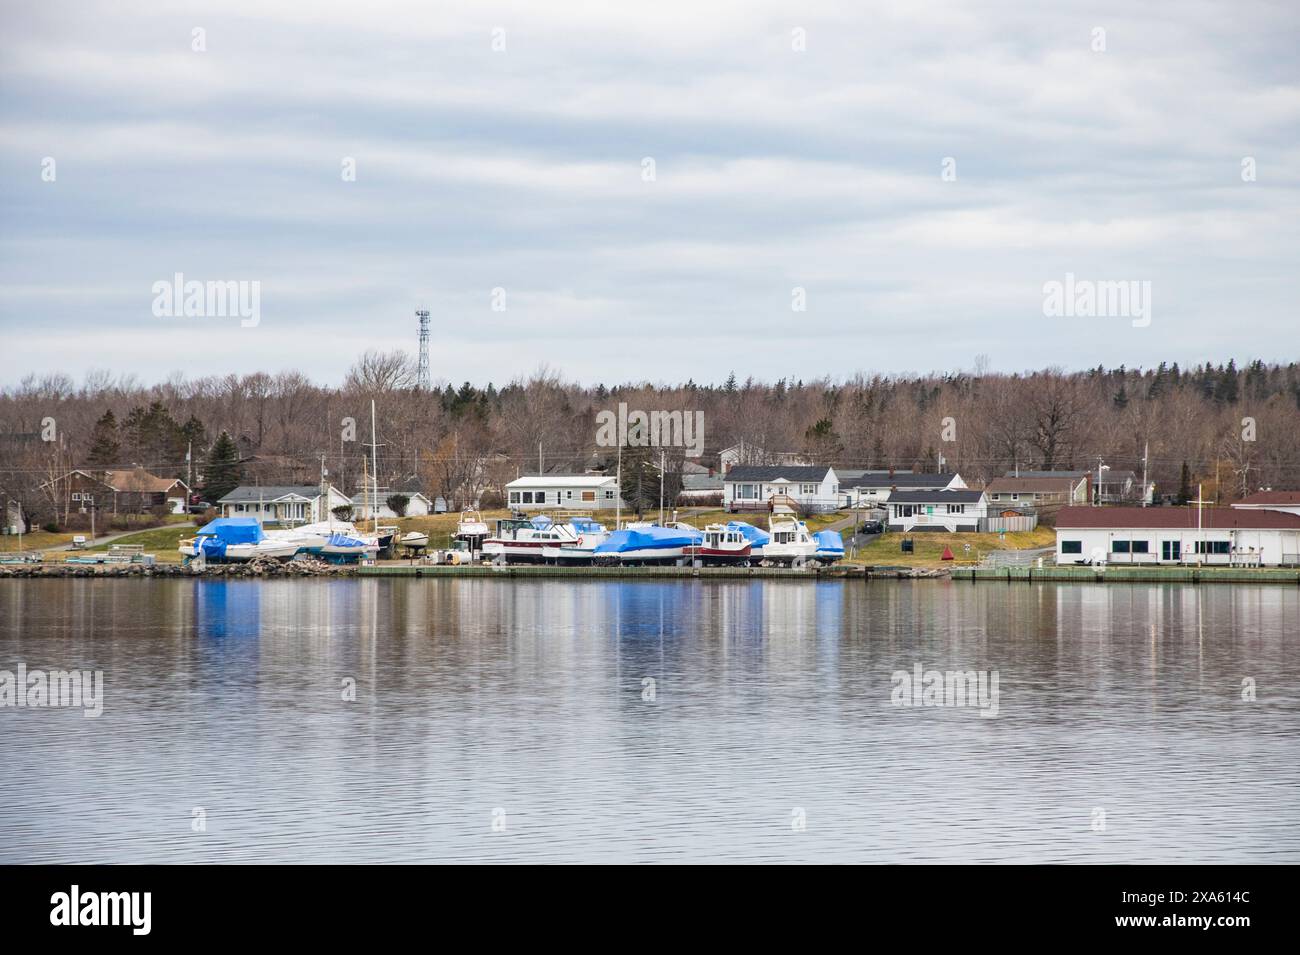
[685,523,753,566]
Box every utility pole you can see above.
[1141,441,1149,507]
[538,441,543,475]
[659,449,665,525]
[320,452,330,528]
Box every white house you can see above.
[723,466,839,513]
[719,443,811,474]
[350,490,433,519]
[1054,506,1300,566]
[218,485,351,524]
[1231,490,1300,518]
[506,474,623,510]
[886,489,988,532]
[836,470,966,508]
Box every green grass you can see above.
[848,527,1056,568]
[85,525,197,562]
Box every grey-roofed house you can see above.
[886,488,988,532]
[837,469,966,507]
[217,484,351,524]
[723,465,839,513]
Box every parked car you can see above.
[859,519,884,535]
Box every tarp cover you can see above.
[813,530,845,557]
[594,525,703,553]
[196,518,263,544]
[726,521,771,546]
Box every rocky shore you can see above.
[0,560,357,579]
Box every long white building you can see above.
[506,474,622,510]
[1055,506,1300,566]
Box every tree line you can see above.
[2,354,1298,529]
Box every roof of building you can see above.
[218,485,329,503]
[506,475,617,489]
[887,489,986,504]
[987,476,1083,494]
[844,472,956,489]
[102,468,187,494]
[1235,490,1300,506]
[1003,470,1090,479]
[1056,506,1300,530]
[722,465,834,482]
[681,473,724,491]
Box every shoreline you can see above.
[3,562,1300,584]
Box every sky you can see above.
[2,0,1298,389]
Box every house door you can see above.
[1161,540,1181,562]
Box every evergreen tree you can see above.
[1215,359,1239,404]
[86,410,121,466]
[1178,461,1192,505]
[203,430,242,503]
[1113,384,1128,409]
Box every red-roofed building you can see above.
[1054,506,1300,566]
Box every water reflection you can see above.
[0,578,1296,863]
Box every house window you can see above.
[509,492,519,504]
[1061,540,1082,554]
[735,483,757,500]
[1011,493,1019,501]
[1131,540,1149,553]
[800,484,817,495]
[1195,540,1231,555]
[1111,540,1131,553]
[991,493,1001,501]
[566,490,573,500]
[604,489,614,500]
[946,504,965,514]
[582,491,595,502]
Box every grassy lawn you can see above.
[847,527,1056,567]
[85,525,198,563]
[0,529,78,555]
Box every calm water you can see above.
[1,578,1297,863]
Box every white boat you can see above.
[483,516,581,564]
[266,520,377,555]
[399,530,430,550]
[455,509,490,540]
[180,518,301,563]
[761,518,820,566]
[540,517,610,564]
[319,531,379,559]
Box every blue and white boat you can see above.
[180,518,300,563]
[541,517,611,564]
[813,530,845,563]
[592,523,704,565]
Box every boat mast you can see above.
[370,399,380,537]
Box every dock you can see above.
[950,565,1300,585]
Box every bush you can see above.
[477,490,504,510]
[386,494,410,518]
[42,522,60,534]
[332,505,354,521]
[194,507,217,527]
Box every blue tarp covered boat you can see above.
[593,525,703,564]
[813,530,845,561]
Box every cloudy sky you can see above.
[2,0,1297,388]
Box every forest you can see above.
[2,352,1297,527]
